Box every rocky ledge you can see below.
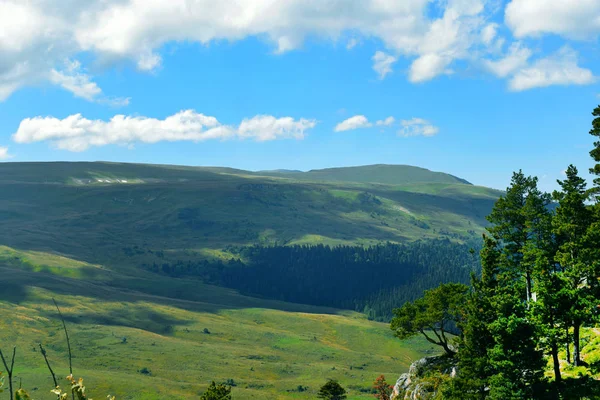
[391,355,457,400]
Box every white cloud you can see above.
[409,53,452,83]
[49,60,102,101]
[372,51,397,80]
[0,0,501,99]
[509,47,595,91]
[481,23,498,45]
[47,59,130,106]
[399,118,439,137]
[0,0,595,97]
[506,0,600,39]
[334,115,372,132]
[12,110,316,152]
[0,146,12,160]
[376,116,395,126]
[238,115,316,141]
[346,38,359,50]
[484,42,531,78]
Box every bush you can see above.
[200,381,232,400]
[317,380,347,399]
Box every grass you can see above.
[0,247,436,399]
[0,162,499,270]
[0,161,500,398]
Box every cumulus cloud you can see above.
[509,47,595,91]
[484,42,532,78]
[372,51,397,80]
[0,146,12,160]
[410,53,452,83]
[506,0,600,39]
[238,115,316,141]
[334,115,372,132]
[12,110,316,152]
[481,23,499,45]
[376,117,395,127]
[0,0,504,100]
[0,0,595,98]
[399,118,439,137]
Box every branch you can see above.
[52,298,75,400]
[418,329,443,346]
[52,298,73,375]
[0,347,16,400]
[39,344,58,388]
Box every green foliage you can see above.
[317,380,347,400]
[391,283,467,355]
[200,381,232,400]
[589,105,600,191]
[447,172,549,399]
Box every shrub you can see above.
[317,380,347,399]
[200,381,232,400]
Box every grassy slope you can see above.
[254,164,472,185]
[0,246,434,399]
[0,162,500,270]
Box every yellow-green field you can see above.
[0,246,435,399]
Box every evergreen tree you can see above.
[553,165,595,366]
[589,105,600,194]
[444,235,499,399]
[523,180,566,382]
[200,381,232,400]
[449,173,547,399]
[317,380,347,400]
[486,171,537,302]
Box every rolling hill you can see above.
[0,161,501,398]
[0,162,500,267]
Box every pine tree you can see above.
[523,181,566,382]
[486,171,538,302]
[444,235,499,399]
[553,165,595,366]
[589,105,600,194]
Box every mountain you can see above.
[0,161,499,254]
[256,164,472,185]
[0,162,500,264]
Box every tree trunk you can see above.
[551,342,562,383]
[526,272,532,303]
[441,341,456,357]
[566,328,571,364]
[573,323,582,366]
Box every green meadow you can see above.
[0,246,435,399]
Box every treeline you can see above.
[143,239,480,321]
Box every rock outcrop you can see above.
[391,355,457,400]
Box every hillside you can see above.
[256,164,472,185]
[0,162,500,267]
[0,245,435,399]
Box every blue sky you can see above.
[1,0,599,191]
